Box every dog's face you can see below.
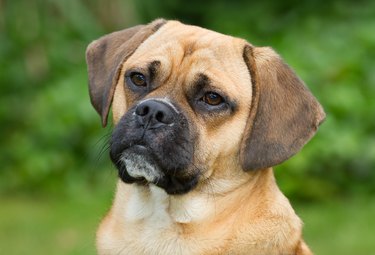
[86,20,325,195]
[108,22,254,195]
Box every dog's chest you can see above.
[120,185,213,254]
[125,185,213,224]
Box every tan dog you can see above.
[86,19,325,255]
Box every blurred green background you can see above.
[1,0,374,254]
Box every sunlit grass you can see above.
[0,178,115,255]
[296,197,375,255]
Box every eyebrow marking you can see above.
[148,60,161,82]
[195,73,211,91]
[187,73,210,100]
[187,73,212,102]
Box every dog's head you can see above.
[86,19,325,195]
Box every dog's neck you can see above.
[111,168,277,225]
[122,184,210,224]
[99,169,305,255]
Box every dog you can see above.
[86,19,325,255]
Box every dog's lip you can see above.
[123,144,152,161]
[124,144,151,154]
[132,144,148,151]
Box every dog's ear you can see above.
[86,19,167,127]
[240,45,325,171]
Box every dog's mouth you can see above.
[111,144,199,195]
[109,99,198,195]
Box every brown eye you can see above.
[203,92,224,106]
[130,72,147,87]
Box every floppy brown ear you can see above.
[240,45,325,171]
[86,19,167,127]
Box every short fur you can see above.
[86,19,325,255]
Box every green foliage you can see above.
[0,0,126,195]
[1,0,374,201]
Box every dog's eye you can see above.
[202,92,224,106]
[130,72,147,87]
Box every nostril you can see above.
[142,106,149,116]
[155,111,164,123]
[136,105,149,116]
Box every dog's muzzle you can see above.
[110,99,198,195]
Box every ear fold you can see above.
[240,45,325,171]
[86,19,166,127]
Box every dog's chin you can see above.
[116,145,199,195]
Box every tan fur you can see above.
[87,20,322,255]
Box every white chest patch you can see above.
[120,185,215,255]
[125,184,213,224]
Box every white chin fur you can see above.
[121,153,163,183]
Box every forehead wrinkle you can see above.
[144,38,237,94]
[182,41,196,59]
[159,42,199,87]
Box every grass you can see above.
[1,180,374,255]
[0,177,115,255]
[296,197,375,255]
[0,197,94,254]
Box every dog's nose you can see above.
[135,100,176,128]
